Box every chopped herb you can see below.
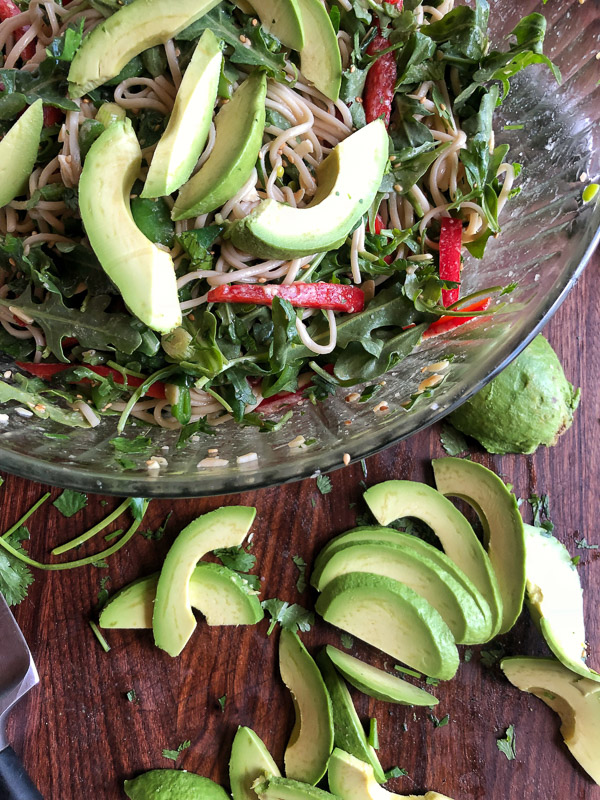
[384,766,408,780]
[528,492,553,532]
[480,642,506,668]
[310,497,317,509]
[316,474,332,495]
[395,665,422,679]
[496,724,516,761]
[341,633,354,649]
[429,713,450,728]
[100,500,109,507]
[292,555,307,593]
[358,384,382,403]
[89,620,110,653]
[129,497,148,521]
[572,555,581,567]
[91,559,110,569]
[103,529,124,543]
[176,418,217,448]
[96,575,111,609]
[502,123,524,130]
[368,718,379,750]
[126,689,138,703]
[110,435,153,454]
[53,489,87,518]
[44,432,69,440]
[214,544,256,573]
[0,525,34,606]
[425,676,440,686]
[360,459,368,478]
[575,537,598,550]
[162,740,191,762]
[464,648,473,663]
[218,694,227,712]
[439,422,470,456]
[140,511,173,541]
[261,598,314,636]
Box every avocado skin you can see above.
[124,769,229,799]
[448,334,580,454]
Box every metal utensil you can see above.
[0,593,42,800]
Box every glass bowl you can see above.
[0,0,598,497]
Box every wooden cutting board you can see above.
[2,250,599,800]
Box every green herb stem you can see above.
[117,366,177,433]
[1,492,51,540]
[89,620,111,653]
[51,498,132,555]
[106,360,146,379]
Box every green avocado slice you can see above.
[230,727,281,800]
[315,650,386,784]
[363,481,502,638]
[316,572,459,681]
[432,457,525,634]
[324,646,438,706]
[313,540,490,645]
[99,563,262,630]
[79,119,181,334]
[253,776,340,800]
[501,656,600,785]
[0,100,43,208]
[522,524,600,682]
[141,30,222,198]
[172,71,267,220]
[228,119,388,259]
[279,629,334,785]
[248,0,305,50]
[153,505,256,656]
[295,0,341,100]
[68,0,222,96]
[124,769,229,799]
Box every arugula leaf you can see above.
[0,326,34,359]
[395,31,438,86]
[176,225,223,267]
[162,740,191,762]
[439,423,470,456]
[0,58,79,117]
[423,0,489,61]
[46,20,85,62]
[270,296,299,372]
[0,526,34,605]
[0,380,88,427]
[214,544,256,573]
[261,598,314,635]
[316,475,332,495]
[496,725,516,761]
[176,418,218,448]
[334,323,427,383]
[0,235,61,295]
[240,409,294,433]
[292,555,307,593]
[163,312,227,378]
[53,489,88,518]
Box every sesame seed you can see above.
[198,457,229,468]
[3,370,11,379]
[251,17,258,25]
[418,373,444,391]
[345,392,360,403]
[421,360,450,373]
[190,435,200,443]
[349,65,355,72]
[33,403,46,413]
[8,258,16,267]
[596,52,600,60]
[237,452,258,464]
[287,435,305,448]
[343,453,351,466]
[344,419,352,426]
[258,277,267,283]
[393,184,402,193]
[146,459,161,470]
[355,96,363,104]
[208,447,219,455]
[440,103,447,111]
[378,380,386,386]
[239,34,247,42]
[15,407,33,417]
[373,401,389,414]
[0,414,9,423]
[579,172,588,182]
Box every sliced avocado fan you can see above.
[230,727,281,800]
[0,100,43,208]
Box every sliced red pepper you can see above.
[15,362,167,399]
[364,32,397,127]
[0,0,35,61]
[439,216,463,307]
[422,298,492,339]
[207,283,365,314]
[43,106,64,127]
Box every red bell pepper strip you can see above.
[364,33,397,127]
[15,362,167,399]
[0,0,35,61]
[43,106,64,127]
[207,283,365,314]
[422,298,492,339]
[439,216,463,307]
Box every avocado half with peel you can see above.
[315,649,386,783]
[328,749,455,800]
[253,775,340,800]
[501,656,600,785]
[79,119,181,334]
[523,524,600,682]
[0,100,43,208]
[153,505,256,656]
[316,572,459,681]
[124,769,229,800]
[68,0,222,96]
[142,30,222,198]
[279,629,334,785]
[229,119,388,259]
[324,645,438,706]
[230,727,281,800]
[313,540,490,645]
[99,563,262,630]
[172,71,267,220]
[432,457,526,635]
[364,481,502,638]
[295,0,342,100]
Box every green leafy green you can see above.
[496,725,516,761]
[316,475,332,495]
[110,436,153,454]
[0,380,88,427]
[46,20,85,62]
[162,740,191,762]
[261,598,314,635]
[53,489,88,518]
[214,544,256,573]
[292,555,307,593]
[340,633,354,649]
[439,423,470,456]
[384,767,409,780]
[0,526,34,606]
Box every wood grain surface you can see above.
[1,250,598,800]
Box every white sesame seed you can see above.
[421,360,450,374]
[161,445,169,451]
[0,413,8,423]
[3,370,11,379]
[33,403,46,413]
[208,447,219,455]
[579,172,588,182]
[237,452,258,464]
[373,401,389,414]
[146,459,161,470]
[418,374,444,392]
[287,435,305,449]
[345,392,361,403]
[190,435,200,444]
[15,407,33,417]
[197,457,229,468]
[343,453,351,466]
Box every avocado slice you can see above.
[79,119,181,334]
[230,727,281,800]
[253,775,340,800]
[324,645,438,706]
[0,100,43,208]
[501,656,600,784]
[99,563,262,630]
[279,629,334,785]
[248,0,305,50]
[364,481,502,638]
[316,572,459,680]
[523,524,600,682]
[313,540,490,646]
[295,0,341,100]
[229,119,388,259]
[432,457,525,635]
[328,749,455,800]
[153,506,256,656]
[142,30,222,198]
[172,71,267,220]
[315,650,386,784]
[68,0,222,96]
[124,769,229,799]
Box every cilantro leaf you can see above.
[162,740,191,762]
[341,633,354,649]
[575,537,598,550]
[129,498,148,522]
[439,423,470,456]
[140,512,172,542]
[214,544,256,573]
[496,724,516,760]
[0,525,34,605]
[110,436,153,454]
[53,489,87,518]
[96,576,111,610]
[125,689,138,703]
[292,555,307,593]
[429,713,450,728]
[316,475,332,495]
[218,694,227,712]
[261,598,314,636]
[384,766,408,780]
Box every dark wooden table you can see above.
[2,250,598,800]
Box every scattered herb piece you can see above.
[502,123,524,130]
[480,642,506,668]
[110,435,152,454]
[89,620,110,653]
[360,459,368,478]
[176,418,217,448]
[126,689,138,703]
[162,740,191,762]
[261,598,314,635]
[316,475,332,495]
[341,633,354,649]
[129,497,148,521]
[53,489,87,518]
[575,537,598,550]
[368,718,379,750]
[292,555,307,593]
[214,544,256,573]
[103,529,124,543]
[464,648,473,663]
[496,724,516,760]
[528,492,554,532]
[140,511,173,541]
[0,526,34,606]
[96,575,111,609]
[384,767,408,780]
[359,384,381,403]
[218,694,227,712]
[92,559,109,569]
[429,713,450,728]
[1,492,50,543]
[439,422,470,456]
[310,497,316,509]
[572,555,581,567]
[425,676,440,686]
[395,665,423,679]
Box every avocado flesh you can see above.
[153,506,256,656]
[124,769,229,799]
[522,524,600,682]
[324,646,437,706]
[279,629,334,785]
[253,776,340,800]
[230,727,281,800]
[315,650,386,783]
[327,749,454,800]
[432,458,525,635]
[314,541,490,645]
[249,0,305,49]
[229,119,388,259]
[364,481,502,638]
[316,572,459,681]
[172,71,267,220]
[295,0,341,100]
[79,120,181,333]
[68,0,222,96]
[142,30,222,198]
[99,562,262,629]
[501,656,600,785]
[0,100,43,208]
